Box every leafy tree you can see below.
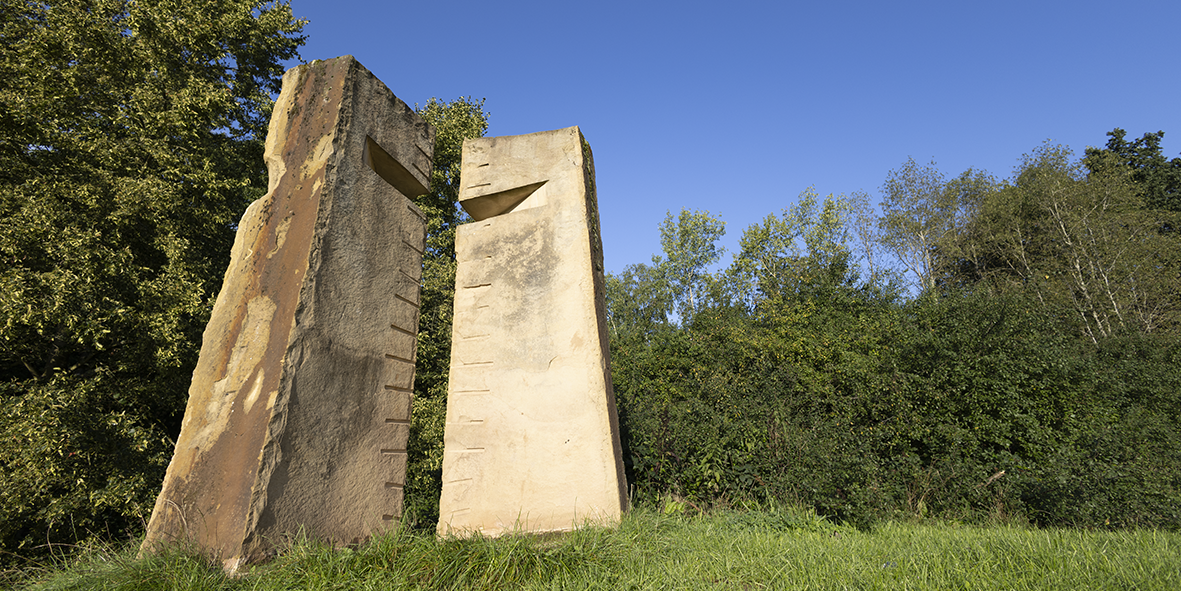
[604,209,723,340]
[725,188,862,305]
[0,0,304,563]
[605,262,673,338]
[653,209,726,322]
[1084,128,1181,212]
[403,97,488,527]
[610,180,1181,529]
[845,190,896,288]
[878,158,998,293]
[964,143,1180,339]
[1081,130,1181,321]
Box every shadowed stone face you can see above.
[140,56,433,570]
[438,127,628,537]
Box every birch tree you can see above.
[878,158,996,293]
[973,144,1180,340]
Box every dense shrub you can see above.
[611,289,1181,529]
[1019,334,1181,528]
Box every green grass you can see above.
[6,506,1179,590]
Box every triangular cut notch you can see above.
[461,181,546,221]
[365,136,429,198]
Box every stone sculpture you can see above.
[437,127,628,537]
[140,56,433,570]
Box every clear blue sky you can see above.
[287,0,1180,275]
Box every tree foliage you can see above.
[950,143,1181,339]
[878,158,998,293]
[1084,128,1181,212]
[403,97,489,527]
[605,262,672,338]
[605,209,725,331]
[656,209,727,321]
[0,0,304,564]
[725,188,867,306]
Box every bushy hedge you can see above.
[612,289,1181,529]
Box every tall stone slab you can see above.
[140,56,433,569]
[437,127,628,537]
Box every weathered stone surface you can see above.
[437,127,628,537]
[140,56,433,569]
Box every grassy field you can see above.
[7,506,1179,590]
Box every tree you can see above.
[403,97,488,526]
[605,262,673,338]
[654,209,726,322]
[607,167,1181,529]
[878,158,997,293]
[845,190,895,288]
[410,97,489,407]
[967,143,1180,340]
[725,188,865,305]
[0,0,304,563]
[1084,128,1181,212]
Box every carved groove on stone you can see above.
[413,144,432,178]
[407,205,426,222]
[463,180,548,221]
[390,323,415,336]
[401,239,424,256]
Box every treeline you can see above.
[606,133,1181,528]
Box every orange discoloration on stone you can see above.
[142,57,434,569]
